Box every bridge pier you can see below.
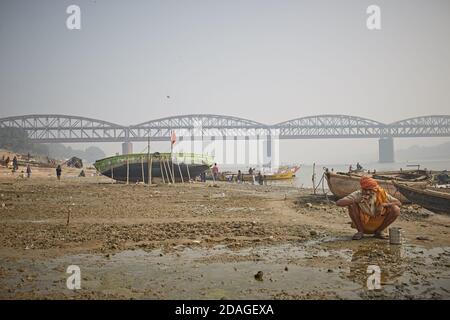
[378,137,394,163]
[122,142,133,155]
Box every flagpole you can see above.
[171,130,175,183]
[147,133,151,185]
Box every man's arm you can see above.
[336,198,356,207]
[382,194,402,207]
[382,199,402,208]
[336,191,360,207]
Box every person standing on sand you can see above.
[56,165,62,181]
[257,172,264,185]
[336,176,401,240]
[249,167,256,185]
[212,163,219,181]
[12,156,18,172]
[26,164,31,178]
[237,170,242,183]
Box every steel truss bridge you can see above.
[1,114,449,162]
[1,114,449,142]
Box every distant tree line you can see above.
[0,127,105,163]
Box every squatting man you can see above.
[336,176,402,240]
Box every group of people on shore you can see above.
[202,163,265,185]
[1,154,62,180]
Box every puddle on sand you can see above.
[1,242,449,299]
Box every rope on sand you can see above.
[313,171,330,202]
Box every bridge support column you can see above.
[256,135,260,167]
[265,134,272,168]
[245,136,249,167]
[223,136,228,165]
[122,142,133,155]
[234,136,238,166]
[378,137,394,163]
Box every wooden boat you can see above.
[393,182,450,214]
[94,152,213,183]
[214,166,300,182]
[245,166,300,181]
[324,171,430,203]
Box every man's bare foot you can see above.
[373,231,388,239]
[352,232,364,240]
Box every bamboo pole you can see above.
[147,135,151,185]
[111,165,114,183]
[178,163,184,183]
[126,158,129,185]
[162,157,170,184]
[149,156,153,185]
[164,157,174,184]
[312,162,316,194]
[160,158,166,184]
[169,155,175,183]
[167,158,175,184]
[167,158,174,184]
[141,156,145,184]
[186,163,191,182]
[171,155,175,183]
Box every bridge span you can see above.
[1,114,449,163]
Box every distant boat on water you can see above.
[94,152,214,183]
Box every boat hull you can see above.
[94,153,213,183]
[393,182,450,214]
[325,172,429,203]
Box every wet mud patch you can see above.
[1,242,448,299]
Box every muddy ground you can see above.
[0,166,449,299]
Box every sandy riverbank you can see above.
[0,166,449,299]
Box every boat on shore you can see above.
[324,171,431,203]
[393,182,450,214]
[212,166,300,182]
[94,152,214,183]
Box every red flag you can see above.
[170,130,176,145]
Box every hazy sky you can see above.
[1,0,449,163]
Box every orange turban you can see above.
[360,176,379,190]
[360,176,388,208]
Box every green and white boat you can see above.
[94,152,214,183]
